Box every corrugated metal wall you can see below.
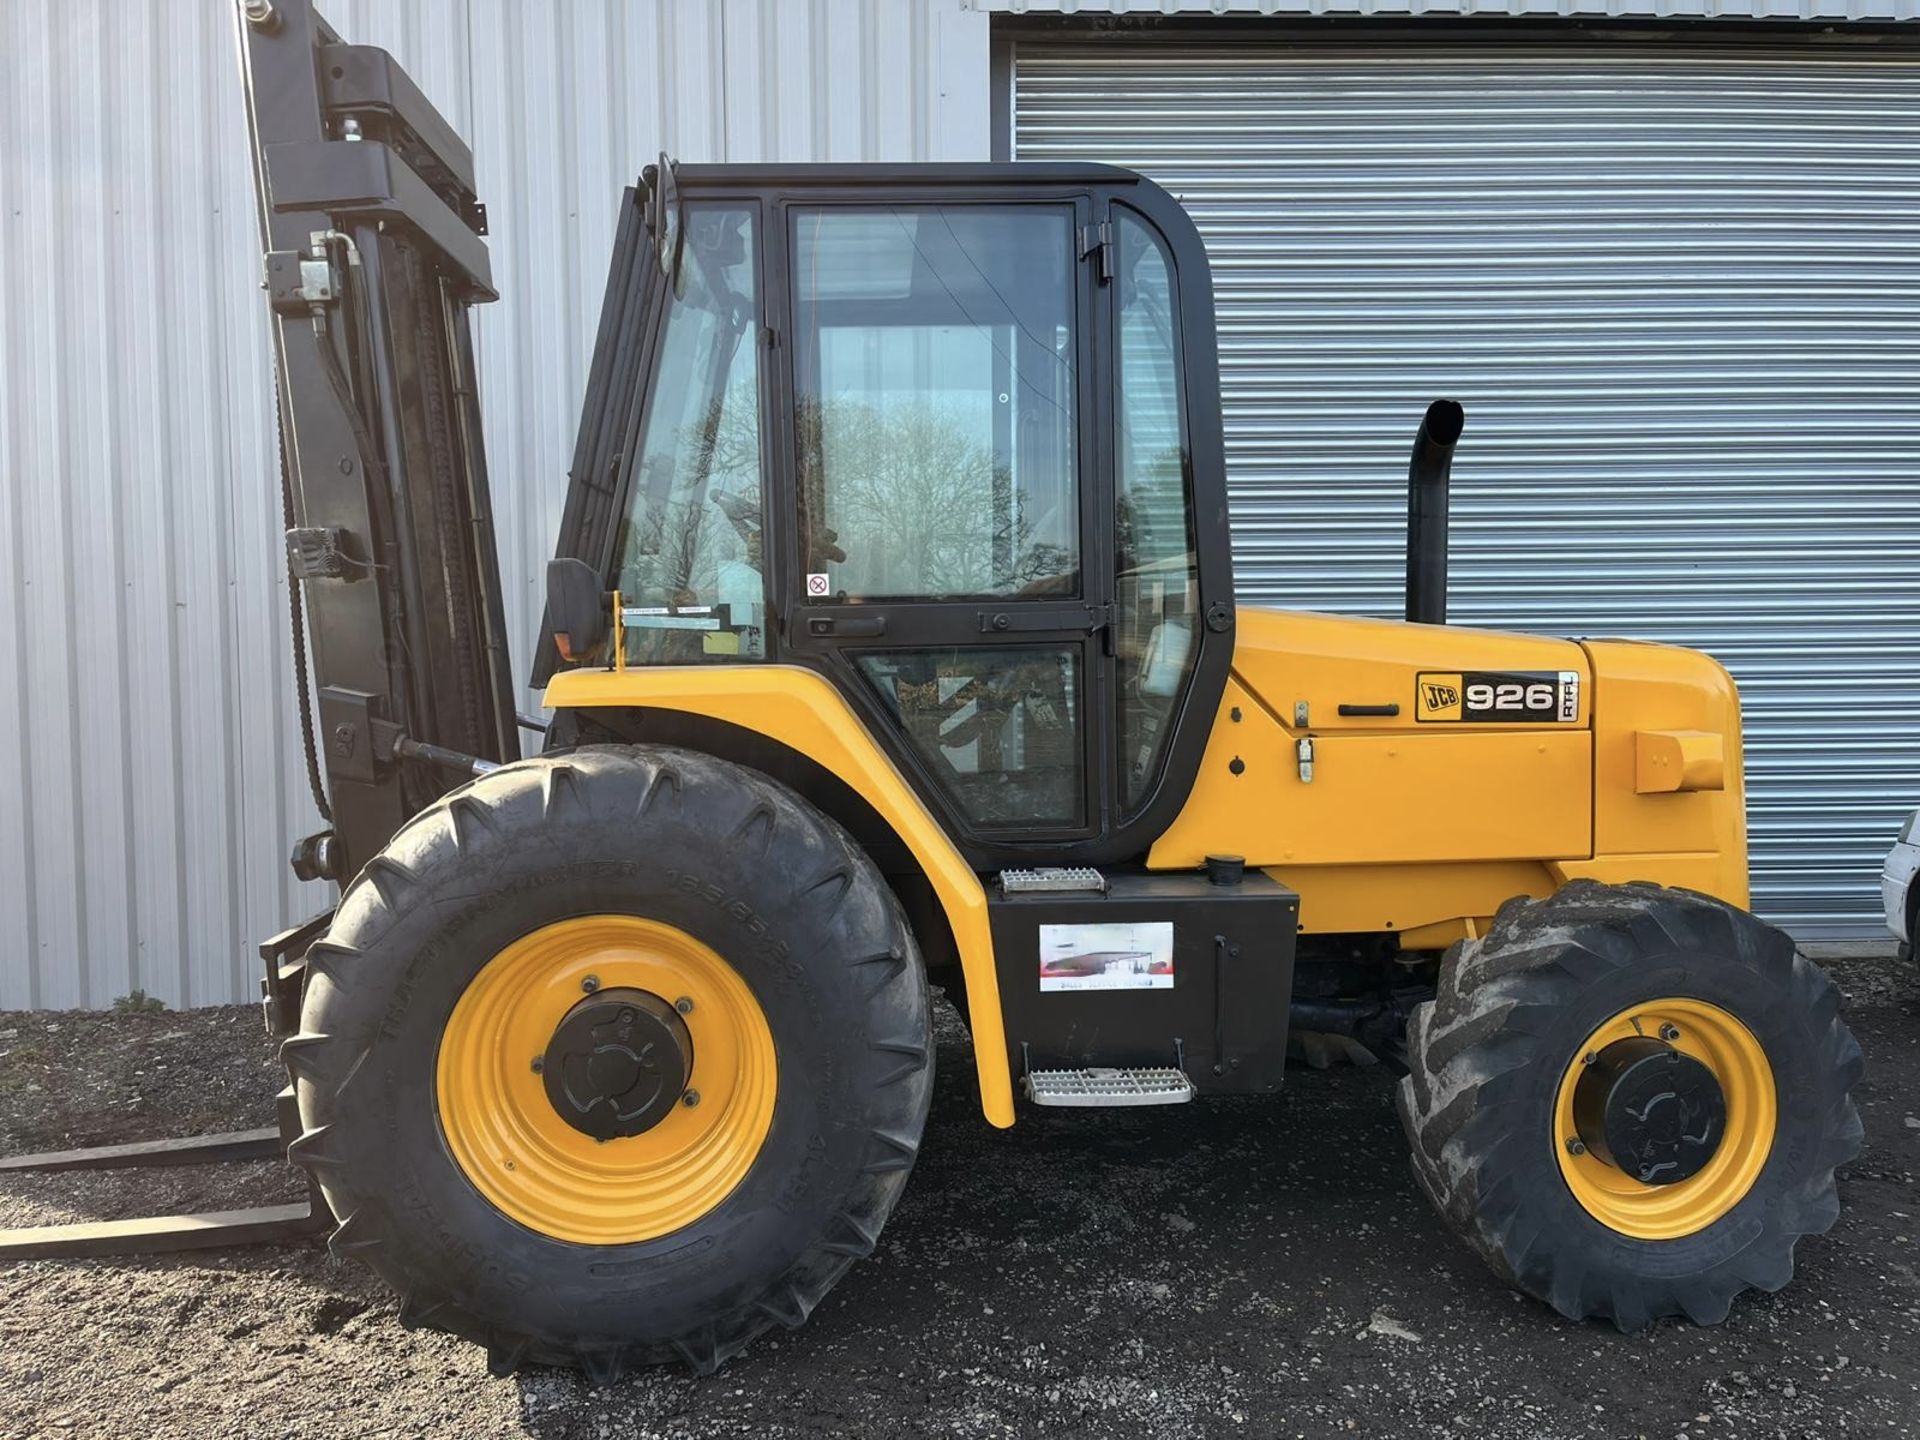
[991,0,1920,22]
[0,0,990,1009]
[5,5,1909,1010]
[1015,37,1920,935]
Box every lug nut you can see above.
[681,1090,701,1108]
[581,974,600,993]
[1659,1023,1680,1042]
[1565,1137,1587,1157]
[674,996,695,1015]
[1582,1051,1598,1067]
[530,1056,544,1074]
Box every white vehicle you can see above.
[1885,808,1920,962]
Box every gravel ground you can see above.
[0,954,1915,1440]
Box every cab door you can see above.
[777,193,1110,852]
[749,172,1235,869]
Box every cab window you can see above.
[858,645,1082,828]
[790,205,1079,602]
[613,204,765,663]
[1113,210,1197,810]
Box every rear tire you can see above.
[285,745,933,1378]
[1396,880,1862,1331]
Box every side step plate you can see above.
[1025,1066,1196,1108]
[999,866,1107,895]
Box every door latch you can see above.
[806,615,886,639]
[1296,735,1315,784]
[975,603,1112,637]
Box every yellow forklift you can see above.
[0,0,1861,1380]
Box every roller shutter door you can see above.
[1015,36,1920,937]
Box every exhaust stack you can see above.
[1406,399,1465,625]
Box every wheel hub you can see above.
[542,988,692,1141]
[1572,1036,1726,1185]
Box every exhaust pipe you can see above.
[1406,399,1465,626]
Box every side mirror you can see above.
[547,558,610,663]
[647,151,684,293]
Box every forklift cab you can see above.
[545,160,1237,872]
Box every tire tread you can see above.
[289,745,933,1376]
[1396,880,1862,1333]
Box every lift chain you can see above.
[274,372,334,826]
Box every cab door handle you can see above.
[807,616,886,639]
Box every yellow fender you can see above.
[544,664,1016,1128]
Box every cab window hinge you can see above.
[1089,600,1116,654]
[1079,221,1114,284]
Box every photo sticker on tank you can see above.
[1038,921,1175,992]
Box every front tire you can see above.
[1397,880,1863,1331]
[285,746,933,1378]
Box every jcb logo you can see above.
[1415,673,1465,722]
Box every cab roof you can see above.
[665,160,1152,192]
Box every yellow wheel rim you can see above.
[436,915,777,1245]
[1553,997,1775,1241]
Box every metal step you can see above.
[1000,866,1107,896]
[1024,1066,1195,1108]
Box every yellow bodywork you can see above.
[544,664,1018,1128]
[1151,610,1748,942]
[1636,730,1727,795]
[546,607,1747,1128]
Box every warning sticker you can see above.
[1039,921,1175,992]
[805,572,831,598]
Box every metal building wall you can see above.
[991,0,1919,21]
[0,0,990,1009]
[1015,36,1920,935]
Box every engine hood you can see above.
[1228,607,1590,731]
